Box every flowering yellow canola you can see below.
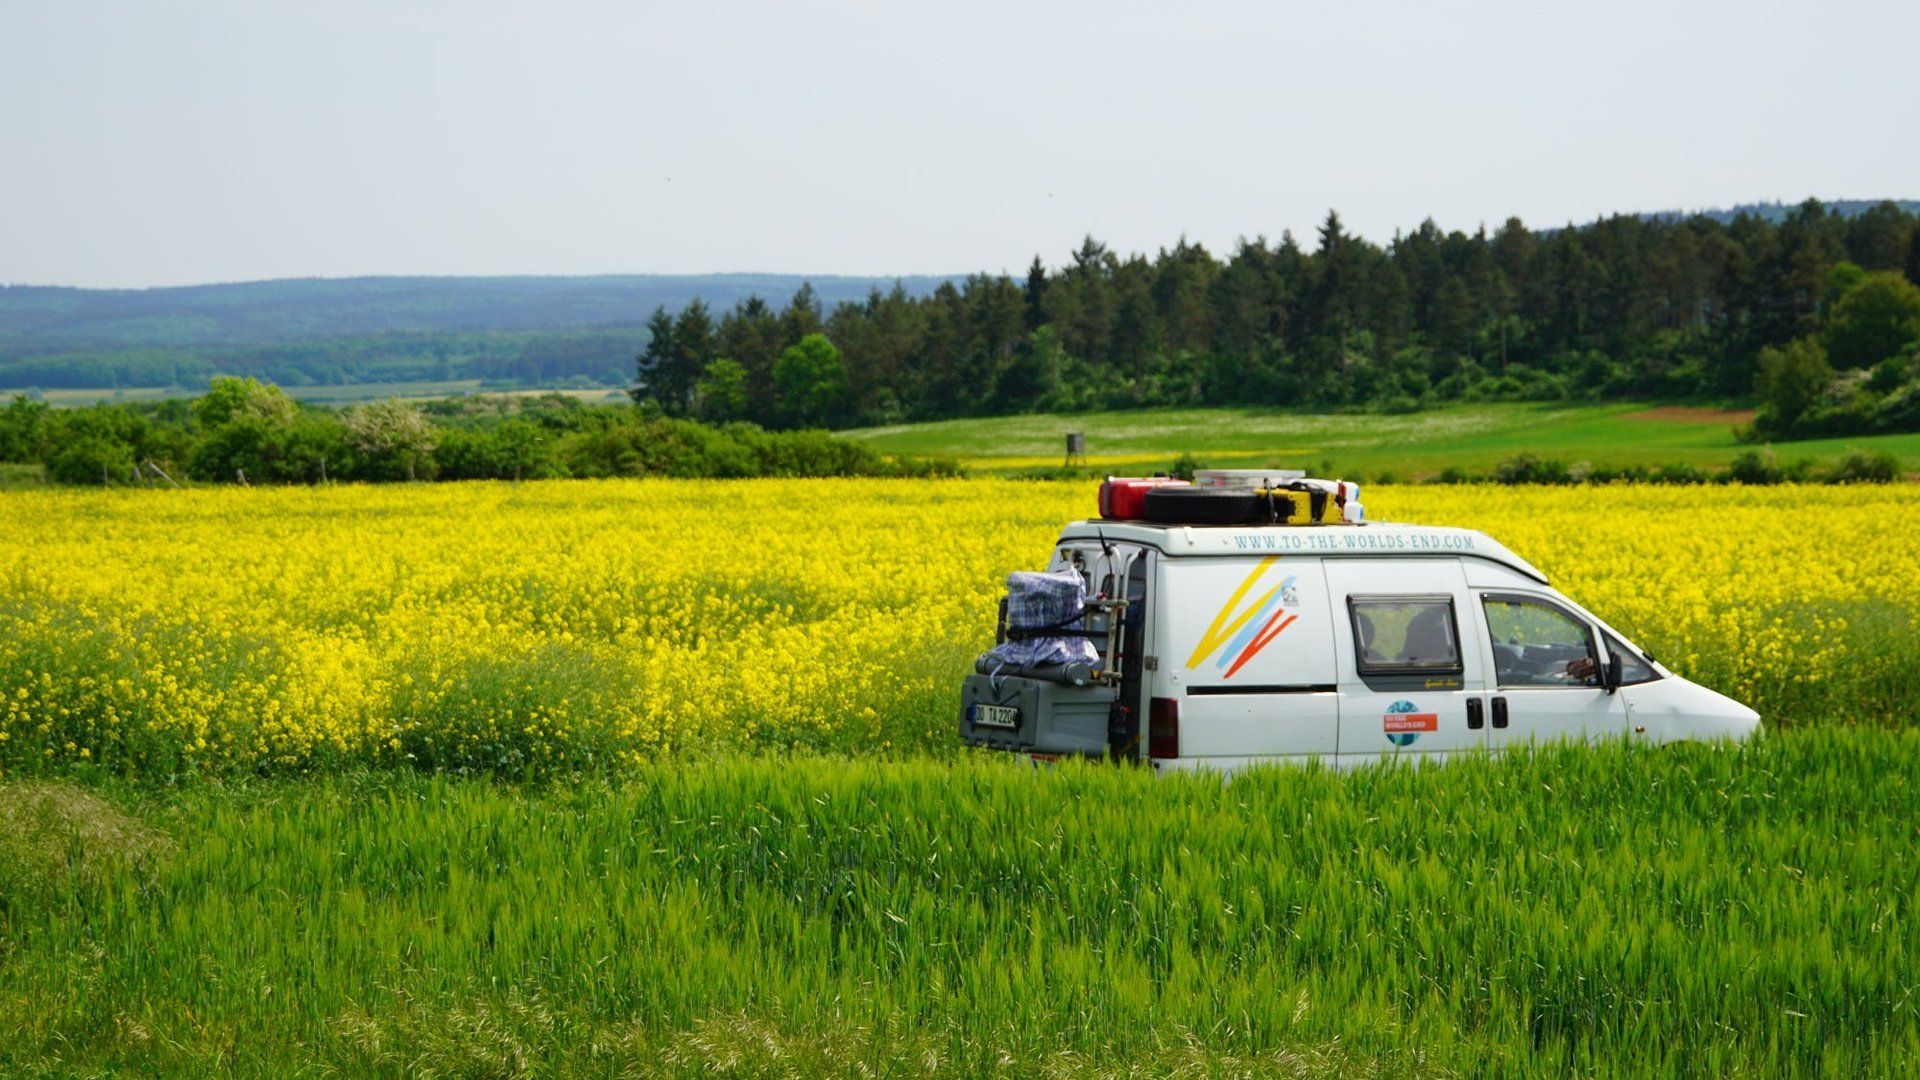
[1,480,1914,775]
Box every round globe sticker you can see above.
[1383,699,1439,746]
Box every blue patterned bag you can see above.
[983,570,1100,668]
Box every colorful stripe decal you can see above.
[1185,557,1300,678]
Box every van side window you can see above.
[1603,633,1659,685]
[1348,596,1462,675]
[1482,594,1601,688]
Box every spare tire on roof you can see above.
[1141,486,1266,525]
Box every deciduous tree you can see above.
[345,399,437,481]
[773,334,847,428]
[1823,271,1920,368]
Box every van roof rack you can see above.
[1098,473,1365,527]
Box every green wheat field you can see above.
[3,731,1916,1076]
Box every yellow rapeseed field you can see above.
[1,480,1914,775]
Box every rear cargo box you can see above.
[958,673,1112,755]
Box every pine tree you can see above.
[1023,256,1048,332]
[718,296,784,425]
[1845,200,1914,271]
[662,299,715,416]
[632,306,678,406]
[781,284,823,344]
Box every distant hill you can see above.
[0,273,955,354]
[0,273,957,392]
[1638,199,1920,226]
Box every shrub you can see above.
[1751,338,1834,435]
[1168,453,1205,481]
[1584,464,1651,484]
[1872,395,1920,438]
[1010,465,1097,481]
[435,421,561,481]
[45,435,135,485]
[1651,462,1709,485]
[1724,450,1783,485]
[741,426,876,478]
[881,455,965,479]
[0,395,50,462]
[1825,450,1900,484]
[1867,352,1915,395]
[188,415,289,483]
[557,416,899,480]
[1492,453,1571,485]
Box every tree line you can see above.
[633,199,1920,434]
[0,378,955,486]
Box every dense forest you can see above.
[635,199,1920,437]
[8,200,1919,442]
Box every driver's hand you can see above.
[1565,656,1596,681]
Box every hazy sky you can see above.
[3,0,1915,288]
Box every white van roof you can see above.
[1056,520,1550,584]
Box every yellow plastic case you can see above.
[1264,488,1344,524]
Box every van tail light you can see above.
[1149,697,1180,759]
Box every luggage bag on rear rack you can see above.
[960,567,1120,756]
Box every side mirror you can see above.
[1604,653,1623,694]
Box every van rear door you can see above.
[1324,558,1489,761]
[1048,540,1150,758]
[1154,555,1339,764]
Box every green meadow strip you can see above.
[2,729,1916,1075]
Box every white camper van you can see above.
[959,471,1760,771]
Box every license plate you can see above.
[973,704,1019,729]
